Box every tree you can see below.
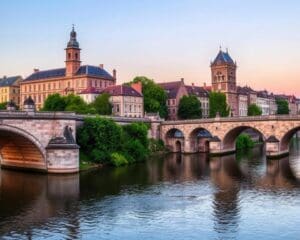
[129,76,168,118]
[209,92,230,117]
[0,102,7,110]
[42,93,66,111]
[177,95,202,119]
[247,104,262,116]
[92,93,112,115]
[276,99,289,114]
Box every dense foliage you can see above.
[276,99,289,115]
[247,104,262,116]
[177,95,202,119]
[209,92,230,117]
[41,93,111,115]
[0,102,7,110]
[236,134,255,149]
[129,76,168,118]
[91,93,112,115]
[77,117,155,167]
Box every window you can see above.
[75,53,78,59]
[43,84,45,91]
[68,53,71,59]
[48,83,51,90]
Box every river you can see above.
[1,141,300,239]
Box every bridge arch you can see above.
[222,125,265,151]
[0,125,46,171]
[280,127,300,152]
[165,128,185,153]
[189,127,213,153]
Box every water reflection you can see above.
[0,144,300,239]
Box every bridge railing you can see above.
[162,114,300,124]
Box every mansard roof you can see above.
[212,50,235,66]
[24,65,114,82]
[0,75,22,87]
[101,85,143,97]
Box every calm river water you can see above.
[1,141,300,239]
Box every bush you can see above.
[122,122,149,148]
[77,117,123,163]
[110,152,128,167]
[149,139,165,152]
[123,139,148,163]
[236,134,254,150]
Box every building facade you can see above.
[0,76,22,106]
[20,27,116,110]
[159,79,209,120]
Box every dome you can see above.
[67,26,80,48]
[24,96,35,106]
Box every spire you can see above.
[67,25,80,49]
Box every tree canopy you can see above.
[177,95,202,119]
[130,76,168,118]
[209,92,230,117]
[91,93,112,115]
[41,93,111,115]
[247,104,262,116]
[276,99,289,115]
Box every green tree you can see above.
[0,102,7,110]
[276,99,289,114]
[92,93,112,115]
[77,117,123,163]
[236,134,254,149]
[177,95,202,119]
[42,93,66,111]
[122,122,149,148]
[247,104,262,116]
[130,76,168,118]
[209,92,230,117]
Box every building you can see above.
[159,79,209,120]
[78,87,101,104]
[20,27,116,110]
[211,49,238,116]
[100,83,144,118]
[0,75,22,106]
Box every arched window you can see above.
[68,53,71,59]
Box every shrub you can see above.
[110,152,128,167]
[122,122,149,148]
[236,134,254,150]
[149,139,165,152]
[123,139,148,163]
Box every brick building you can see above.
[20,27,116,110]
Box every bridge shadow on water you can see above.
[0,141,300,239]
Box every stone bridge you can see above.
[160,115,300,158]
[0,111,152,173]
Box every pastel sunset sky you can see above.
[1,0,300,96]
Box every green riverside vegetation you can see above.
[236,134,255,150]
[77,117,164,167]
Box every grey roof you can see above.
[158,81,183,99]
[101,85,143,97]
[67,26,80,49]
[266,136,279,143]
[24,96,35,105]
[186,85,209,97]
[0,76,21,87]
[24,65,114,82]
[212,50,235,66]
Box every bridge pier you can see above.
[265,136,289,158]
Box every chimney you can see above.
[3,75,6,79]
[192,83,194,87]
[99,64,104,69]
[130,81,142,95]
[34,68,39,73]
[203,82,206,87]
[113,69,117,79]
[181,78,184,83]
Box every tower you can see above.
[211,48,238,116]
[65,26,81,77]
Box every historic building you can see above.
[0,75,22,106]
[159,78,209,120]
[100,83,144,118]
[20,27,116,110]
[211,49,238,116]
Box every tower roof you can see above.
[212,49,235,66]
[67,25,80,49]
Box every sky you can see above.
[1,0,300,96]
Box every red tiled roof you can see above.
[79,87,101,94]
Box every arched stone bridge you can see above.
[160,115,300,158]
[0,111,152,173]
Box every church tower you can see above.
[65,26,81,77]
[211,48,238,116]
